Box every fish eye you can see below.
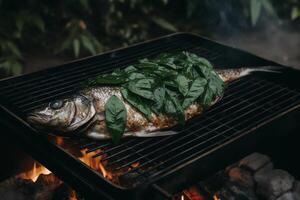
[49,100,64,110]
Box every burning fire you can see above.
[17,161,51,182]
[68,190,78,200]
[174,187,221,200]
[173,187,205,200]
[14,136,141,200]
[52,136,140,184]
[213,194,221,200]
[78,148,113,180]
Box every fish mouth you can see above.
[27,113,50,125]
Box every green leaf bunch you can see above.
[91,51,225,141]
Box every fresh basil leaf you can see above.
[164,97,177,115]
[184,51,213,68]
[112,68,123,75]
[209,70,225,96]
[201,85,214,108]
[165,89,185,125]
[124,65,137,73]
[137,59,159,69]
[151,67,177,79]
[184,65,199,79]
[195,64,211,79]
[154,57,179,70]
[158,66,177,76]
[176,74,189,96]
[182,77,207,109]
[152,87,166,110]
[127,78,154,100]
[163,79,177,88]
[121,88,152,120]
[128,72,146,80]
[105,95,127,143]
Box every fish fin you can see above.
[86,131,110,140]
[130,130,178,137]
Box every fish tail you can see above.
[217,65,282,82]
[245,65,283,74]
[132,130,178,137]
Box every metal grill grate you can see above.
[1,33,300,194]
[77,76,300,186]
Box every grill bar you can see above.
[116,80,294,174]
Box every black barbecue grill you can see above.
[1,33,300,200]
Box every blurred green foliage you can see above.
[0,0,299,75]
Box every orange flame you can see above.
[78,148,113,180]
[17,136,141,198]
[17,161,51,182]
[68,190,77,200]
[213,194,221,200]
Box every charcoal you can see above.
[0,175,79,200]
[52,183,78,200]
[238,153,271,172]
[228,167,255,188]
[0,177,35,200]
[254,162,274,179]
[255,169,295,200]
[276,192,300,200]
[294,181,300,194]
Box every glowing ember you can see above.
[183,186,205,200]
[131,162,140,168]
[55,136,64,146]
[213,194,221,200]
[68,190,78,200]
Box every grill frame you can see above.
[1,33,300,200]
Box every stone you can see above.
[294,182,300,193]
[293,182,300,199]
[228,167,255,188]
[255,169,295,200]
[276,192,300,200]
[238,153,271,172]
[254,162,274,179]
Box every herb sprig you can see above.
[90,51,225,142]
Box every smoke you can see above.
[209,2,300,69]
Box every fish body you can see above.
[27,66,279,140]
[81,86,206,139]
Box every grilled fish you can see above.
[27,66,279,140]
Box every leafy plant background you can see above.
[0,0,299,77]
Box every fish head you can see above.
[27,95,96,133]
